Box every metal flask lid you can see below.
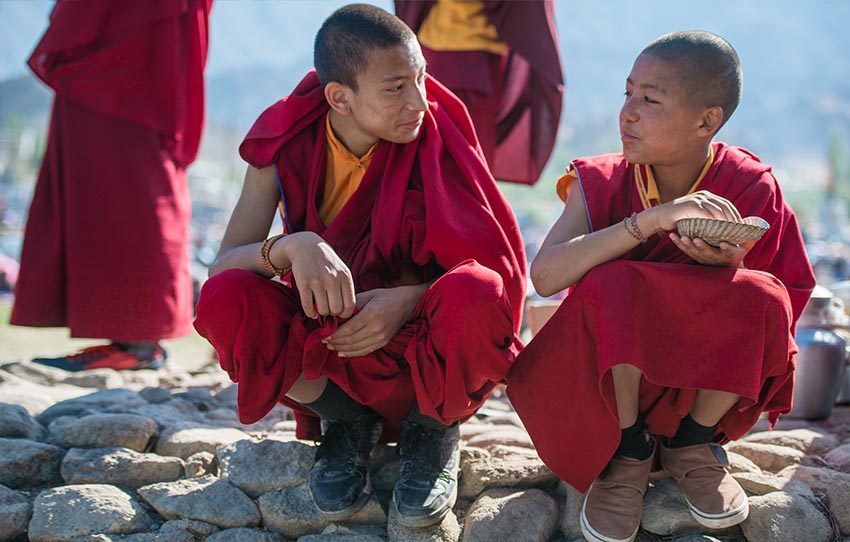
[800,285,850,329]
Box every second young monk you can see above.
[194,4,525,529]
[507,31,815,542]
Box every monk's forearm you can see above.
[405,281,431,300]
[396,281,432,321]
[209,242,269,278]
[531,211,656,296]
[209,232,316,278]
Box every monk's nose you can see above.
[620,98,638,123]
[408,83,427,112]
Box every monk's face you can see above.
[345,40,428,146]
[619,53,707,165]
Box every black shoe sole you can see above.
[312,476,372,521]
[391,485,456,528]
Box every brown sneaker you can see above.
[660,442,749,529]
[581,451,653,542]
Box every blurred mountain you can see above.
[206,63,310,136]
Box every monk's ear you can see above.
[324,82,352,116]
[697,106,723,137]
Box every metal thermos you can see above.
[787,285,850,419]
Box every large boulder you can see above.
[462,488,558,542]
[61,447,184,488]
[258,483,385,539]
[741,489,833,542]
[0,484,32,542]
[138,475,260,529]
[218,438,314,497]
[0,402,45,440]
[28,484,157,542]
[47,413,158,451]
[0,437,64,488]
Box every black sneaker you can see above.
[309,411,383,520]
[392,420,460,527]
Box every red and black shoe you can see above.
[32,343,167,372]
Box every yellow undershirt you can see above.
[416,0,507,56]
[634,145,716,210]
[556,147,716,208]
[320,114,377,225]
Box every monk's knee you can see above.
[424,263,515,337]
[196,268,266,316]
[432,262,506,311]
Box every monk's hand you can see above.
[669,232,755,267]
[649,190,742,232]
[323,284,426,358]
[285,232,356,319]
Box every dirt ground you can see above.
[0,296,214,372]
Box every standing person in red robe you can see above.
[395,0,563,185]
[193,4,525,528]
[11,0,213,371]
[507,31,815,542]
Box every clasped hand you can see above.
[287,232,357,319]
[323,286,421,357]
[287,232,420,357]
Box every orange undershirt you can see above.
[320,113,378,225]
[416,0,507,55]
[319,116,423,287]
[556,146,716,209]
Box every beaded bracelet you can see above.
[260,233,289,276]
[623,212,647,244]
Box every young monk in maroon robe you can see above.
[507,31,815,542]
[395,0,564,185]
[193,4,525,528]
[12,0,212,370]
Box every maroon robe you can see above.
[11,0,212,341]
[507,142,816,491]
[193,72,526,440]
[395,0,564,185]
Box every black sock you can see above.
[616,414,654,460]
[667,414,718,448]
[406,404,449,430]
[301,380,370,422]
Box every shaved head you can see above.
[641,30,742,129]
[314,3,417,91]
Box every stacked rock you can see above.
[0,359,848,542]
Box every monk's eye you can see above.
[387,85,403,93]
[644,95,660,104]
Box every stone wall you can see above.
[1,360,848,542]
